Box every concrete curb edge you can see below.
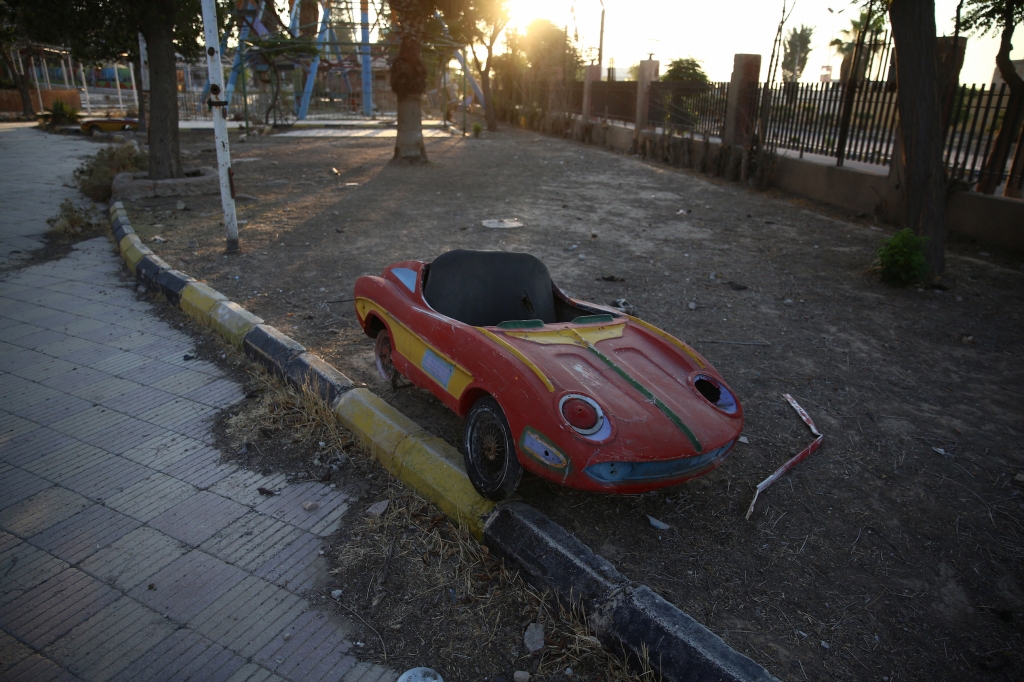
[106,202,778,682]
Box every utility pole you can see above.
[201,0,240,253]
[598,1,605,77]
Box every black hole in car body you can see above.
[695,378,721,404]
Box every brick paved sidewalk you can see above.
[0,238,397,682]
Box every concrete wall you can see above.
[772,154,1024,253]
[773,156,888,216]
[947,191,1024,251]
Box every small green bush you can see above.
[46,199,103,241]
[472,121,483,138]
[44,100,79,129]
[74,143,148,201]
[876,228,928,286]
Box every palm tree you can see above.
[829,10,886,58]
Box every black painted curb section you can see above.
[242,323,306,377]
[154,269,195,306]
[484,503,779,682]
[283,351,354,403]
[112,216,134,242]
[136,255,171,290]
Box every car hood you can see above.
[490,320,741,457]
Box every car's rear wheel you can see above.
[374,329,395,382]
[463,397,522,501]
[89,125,101,136]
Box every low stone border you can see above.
[107,201,779,682]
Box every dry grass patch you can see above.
[46,199,104,241]
[222,368,655,680]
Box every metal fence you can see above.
[760,80,899,165]
[756,80,1019,188]
[176,88,394,122]
[648,81,729,138]
[943,83,1016,186]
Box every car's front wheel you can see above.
[463,397,522,501]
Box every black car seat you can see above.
[423,249,557,326]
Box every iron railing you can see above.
[648,81,729,138]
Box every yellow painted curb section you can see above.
[393,435,495,539]
[118,234,153,274]
[110,202,125,216]
[334,388,495,539]
[180,282,228,321]
[208,300,264,347]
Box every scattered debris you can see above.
[183,354,195,361]
[609,298,636,315]
[331,167,341,175]
[566,244,578,251]
[151,236,167,243]
[746,394,824,520]
[148,583,156,590]
[739,436,750,444]
[330,589,343,599]
[523,622,545,653]
[688,301,698,310]
[821,641,830,650]
[257,487,275,496]
[344,182,360,187]
[1013,473,1024,488]
[783,299,794,305]
[647,515,671,530]
[932,447,951,458]
[597,274,625,282]
[482,218,522,228]
[513,672,530,682]
[176,200,186,210]
[727,282,748,291]
[302,501,320,511]
[187,239,198,248]
[367,500,390,517]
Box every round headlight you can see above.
[558,394,606,436]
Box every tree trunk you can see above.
[389,4,427,164]
[889,0,947,279]
[141,0,182,180]
[1,50,35,118]
[395,93,426,162]
[976,4,1023,195]
[1004,117,1024,198]
[481,68,496,132]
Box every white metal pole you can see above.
[128,61,139,108]
[137,34,150,91]
[113,62,124,109]
[61,56,70,88]
[79,62,92,113]
[41,56,52,89]
[29,56,43,113]
[201,0,239,252]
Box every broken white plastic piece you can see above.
[745,394,824,520]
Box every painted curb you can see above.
[106,202,778,681]
[333,388,495,538]
[105,202,495,540]
[484,503,779,682]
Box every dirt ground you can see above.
[115,123,1024,682]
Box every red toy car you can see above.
[354,250,743,500]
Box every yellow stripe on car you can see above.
[356,298,473,398]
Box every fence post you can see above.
[582,64,600,122]
[723,54,760,148]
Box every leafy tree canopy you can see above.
[661,57,709,83]
[829,9,886,57]
[959,0,1024,36]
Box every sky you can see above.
[502,0,1024,85]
